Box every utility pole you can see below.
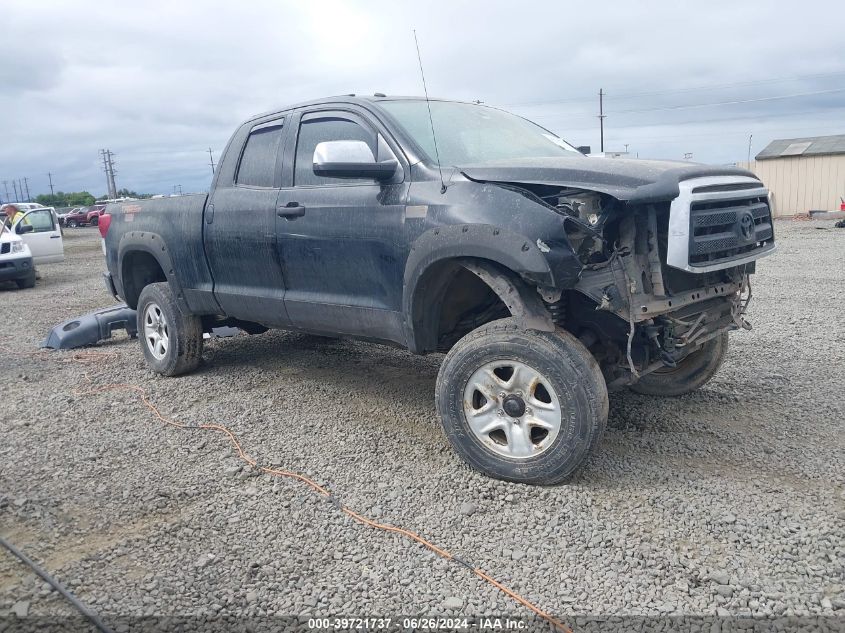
[624,143,629,154]
[47,172,55,196]
[100,149,118,199]
[2,181,9,204]
[23,177,31,202]
[12,180,19,202]
[598,88,606,153]
[683,152,693,161]
[747,134,753,164]
[208,147,216,174]
[100,150,111,198]
[107,151,117,199]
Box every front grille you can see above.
[0,243,9,255]
[688,195,774,266]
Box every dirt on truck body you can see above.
[101,96,776,484]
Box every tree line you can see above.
[34,188,153,207]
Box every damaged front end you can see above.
[518,176,775,388]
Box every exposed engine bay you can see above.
[509,178,773,388]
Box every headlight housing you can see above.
[11,241,24,253]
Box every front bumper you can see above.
[0,256,34,282]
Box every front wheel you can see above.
[435,319,609,485]
[629,332,729,397]
[16,270,36,289]
[67,220,78,228]
[137,282,203,376]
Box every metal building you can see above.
[737,134,845,217]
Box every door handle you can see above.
[50,235,61,239]
[277,202,305,219]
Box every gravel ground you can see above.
[1,223,843,629]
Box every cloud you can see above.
[0,0,843,199]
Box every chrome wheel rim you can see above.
[143,302,169,360]
[462,360,562,459]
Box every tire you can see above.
[15,271,36,289]
[91,216,99,226]
[630,332,729,397]
[435,318,609,485]
[137,282,203,376]
[67,220,78,228]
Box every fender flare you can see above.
[403,225,555,352]
[117,231,188,311]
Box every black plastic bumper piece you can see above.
[41,304,138,350]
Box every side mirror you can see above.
[577,145,591,155]
[313,140,397,180]
[16,224,34,234]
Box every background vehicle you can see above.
[0,224,36,288]
[87,203,108,226]
[64,207,91,227]
[101,96,775,484]
[11,207,65,264]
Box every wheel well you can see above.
[121,250,167,309]
[411,258,544,353]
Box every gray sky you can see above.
[2,0,843,199]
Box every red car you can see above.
[86,204,108,226]
[64,207,91,228]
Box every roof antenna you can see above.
[413,29,446,194]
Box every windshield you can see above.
[379,100,580,166]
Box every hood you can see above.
[459,156,759,204]
[0,227,21,243]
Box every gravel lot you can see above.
[1,223,843,629]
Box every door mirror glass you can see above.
[313,140,397,180]
[16,224,34,234]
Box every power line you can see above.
[502,70,845,108]
[606,88,845,116]
[562,104,845,132]
[525,87,845,122]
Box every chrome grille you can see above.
[688,196,774,267]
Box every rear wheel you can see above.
[91,216,99,226]
[630,332,729,396]
[435,318,608,485]
[137,282,203,376]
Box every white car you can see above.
[0,207,64,288]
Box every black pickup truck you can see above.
[102,95,775,484]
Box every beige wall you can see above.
[737,155,845,217]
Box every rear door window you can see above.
[236,120,284,187]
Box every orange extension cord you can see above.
[7,344,571,632]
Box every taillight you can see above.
[98,213,112,239]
